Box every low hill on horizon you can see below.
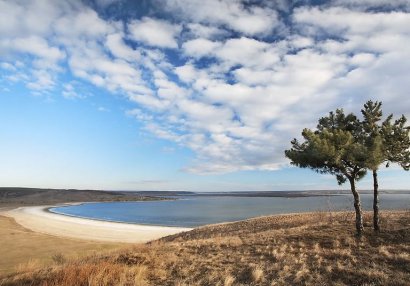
[0,187,160,207]
[2,187,409,207]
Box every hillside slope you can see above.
[1,211,409,286]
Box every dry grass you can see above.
[0,215,128,276]
[1,211,409,286]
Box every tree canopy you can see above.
[285,109,367,185]
[285,101,410,235]
[382,115,410,170]
[285,109,367,234]
[360,100,409,231]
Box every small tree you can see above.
[382,115,410,171]
[361,100,410,232]
[285,109,367,235]
[361,100,385,232]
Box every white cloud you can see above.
[62,82,83,99]
[1,0,409,174]
[151,6,410,173]
[174,63,197,83]
[215,37,281,69]
[54,7,114,39]
[0,36,63,92]
[26,69,55,91]
[186,23,227,39]
[128,17,181,48]
[182,38,221,57]
[292,6,410,119]
[1,36,65,64]
[154,71,188,100]
[183,36,283,74]
[233,68,273,86]
[0,0,68,38]
[105,33,140,61]
[162,0,279,36]
[333,0,410,9]
[294,7,410,37]
[66,36,151,97]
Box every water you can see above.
[50,194,410,227]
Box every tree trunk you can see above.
[348,177,364,235]
[373,169,380,232]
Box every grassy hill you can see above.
[0,187,160,207]
[1,211,409,286]
[0,215,127,276]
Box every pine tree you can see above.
[285,109,367,235]
[361,100,410,232]
[382,115,410,171]
[361,101,384,232]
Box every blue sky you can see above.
[0,0,409,191]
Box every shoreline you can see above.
[3,198,408,244]
[2,204,192,243]
[46,204,182,228]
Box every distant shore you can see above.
[2,205,191,243]
[0,187,164,208]
[2,187,409,209]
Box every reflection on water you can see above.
[51,194,410,227]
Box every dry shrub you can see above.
[252,266,264,283]
[51,253,66,265]
[378,245,391,257]
[223,275,235,286]
[293,267,310,284]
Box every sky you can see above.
[0,0,409,192]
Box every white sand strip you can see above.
[3,206,192,243]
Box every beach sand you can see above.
[3,206,192,243]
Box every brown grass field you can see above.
[0,215,128,276]
[1,211,409,286]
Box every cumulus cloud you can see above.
[294,7,410,40]
[293,6,410,117]
[128,17,181,48]
[186,23,227,39]
[333,0,410,10]
[105,33,141,61]
[0,0,68,38]
[1,36,65,64]
[1,0,410,174]
[161,0,279,36]
[0,0,153,98]
[183,38,221,58]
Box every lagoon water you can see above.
[50,194,410,227]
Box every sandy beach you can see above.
[2,206,192,243]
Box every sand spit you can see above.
[3,206,192,243]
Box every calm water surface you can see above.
[50,194,409,227]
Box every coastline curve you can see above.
[2,205,192,243]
